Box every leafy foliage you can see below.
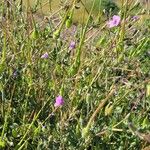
[0,0,150,149]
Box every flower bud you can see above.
[30,29,39,40]
[105,103,113,116]
[53,30,60,39]
[66,18,72,28]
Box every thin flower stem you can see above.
[96,128,123,136]
[70,0,96,76]
[86,86,115,130]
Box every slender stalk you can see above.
[86,87,115,130]
[82,86,115,138]
[69,0,96,76]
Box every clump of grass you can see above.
[0,0,150,149]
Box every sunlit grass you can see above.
[0,0,150,149]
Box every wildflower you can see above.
[54,95,64,107]
[41,52,48,59]
[72,26,77,36]
[107,15,121,28]
[69,41,76,50]
[132,16,139,21]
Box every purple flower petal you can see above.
[107,15,121,28]
[69,41,76,50]
[132,16,139,21]
[107,20,115,28]
[54,95,64,107]
[41,52,49,59]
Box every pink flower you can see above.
[54,96,64,107]
[107,15,121,28]
[41,52,49,59]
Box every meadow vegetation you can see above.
[0,0,150,149]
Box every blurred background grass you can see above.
[22,0,149,23]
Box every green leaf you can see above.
[142,116,149,128]
[0,138,6,148]
[30,28,39,40]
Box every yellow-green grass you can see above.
[22,0,96,23]
[22,0,150,23]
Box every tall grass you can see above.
[0,0,150,149]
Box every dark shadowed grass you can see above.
[0,0,150,149]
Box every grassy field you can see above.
[22,0,102,23]
[22,0,150,23]
[0,0,150,149]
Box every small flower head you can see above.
[69,41,76,50]
[132,16,139,21]
[107,15,121,28]
[41,52,49,59]
[54,95,64,107]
